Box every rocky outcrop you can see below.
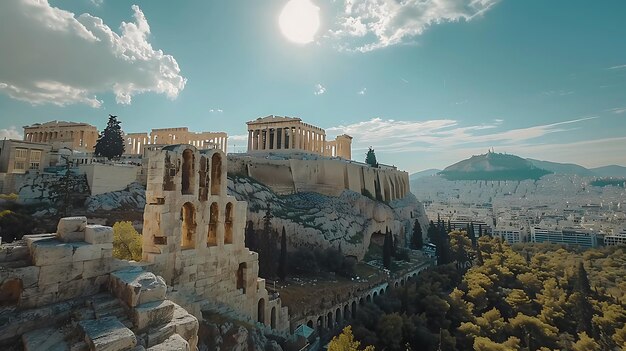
[228,176,428,260]
[85,182,146,212]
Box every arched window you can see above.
[271,307,276,329]
[258,298,265,324]
[236,262,246,293]
[335,308,341,325]
[208,202,218,246]
[307,320,313,328]
[343,305,350,321]
[181,202,196,249]
[225,202,234,244]
[181,149,194,195]
[326,312,333,329]
[198,156,209,201]
[210,153,222,195]
[351,301,357,319]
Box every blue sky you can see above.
[1,0,625,172]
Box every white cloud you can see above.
[314,83,326,95]
[358,87,367,95]
[331,0,500,52]
[209,108,223,113]
[0,126,22,140]
[542,90,574,97]
[608,64,626,70]
[608,107,626,114]
[90,0,104,7]
[0,1,186,107]
[327,115,598,154]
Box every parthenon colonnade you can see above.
[246,115,352,159]
[23,121,98,151]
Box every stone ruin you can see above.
[0,144,289,350]
[0,216,198,350]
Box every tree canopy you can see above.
[94,114,125,159]
[365,147,378,167]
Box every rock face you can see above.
[85,182,146,212]
[228,176,428,260]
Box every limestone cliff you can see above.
[227,175,428,260]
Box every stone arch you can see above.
[366,295,371,303]
[343,305,350,321]
[236,262,246,293]
[373,291,378,299]
[394,282,399,288]
[335,308,342,325]
[271,307,277,329]
[359,298,364,306]
[307,320,314,328]
[258,298,265,324]
[181,149,194,195]
[224,202,234,244]
[207,202,218,246]
[181,202,196,249]
[210,153,222,195]
[327,312,333,329]
[351,301,357,318]
[401,279,405,286]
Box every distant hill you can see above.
[526,158,595,176]
[590,165,626,178]
[409,169,441,180]
[439,152,552,181]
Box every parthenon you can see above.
[23,121,98,152]
[125,127,228,155]
[246,115,352,159]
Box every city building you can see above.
[531,226,598,249]
[23,121,98,152]
[125,128,228,155]
[604,227,626,246]
[0,139,51,174]
[246,115,352,159]
[493,226,527,244]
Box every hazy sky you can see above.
[1,0,625,173]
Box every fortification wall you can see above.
[227,154,410,201]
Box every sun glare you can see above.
[279,0,320,44]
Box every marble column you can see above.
[248,130,253,151]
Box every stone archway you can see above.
[181,202,196,249]
[181,149,194,195]
[327,312,333,329]
[258,298,265,324]
[225,202,233,244]
[211,153,222,195]
[207,202,218,246]
[271,307,276,329]
[351,301,357,318]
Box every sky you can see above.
[0,0,625,173]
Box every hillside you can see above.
[409,168,441,180]
[591,165,626,177]
[438,152,552,181]
[526,158,595,176]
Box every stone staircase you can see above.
[20,266,198,351]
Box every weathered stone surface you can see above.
[57,216,87,235]
[38,261,83,286]
[23,233,56,250]
[71,242,113,262]
[0,244,29,263]
[85,225,114,245]
[22,327,68,351]
[110,267,166,307]
[146,334,189,351]
[83,258,111,279]
[0,299,78,344]
[31,239,73,266]
[57,231,85,243]
[133,300,175,330]
[79,316,137,351]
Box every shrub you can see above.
[112,221,142,261]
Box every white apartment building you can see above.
[531,226,598,249]
[604,227,626,246]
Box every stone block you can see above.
[57,216,87,235]
[31,239,73,266]
[57,231,85,243]
[0,244,29,263]
[146,334,189,351]
[22,327,68,351]
[110,267,167,307]
[168,304,199,344]
[145,323,175,348]
[38,261,83,286]
[21,283,59,299]
[83,258,112,279]
[79,317,137,351]
[133,300,175,330]
[72,243,113,262]
[23,233,56,250]
[0,265,40,289]
[85,225,114,244]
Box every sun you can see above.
[279,0,320,44]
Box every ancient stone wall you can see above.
[141,145,289,331]
[228,154,410,201]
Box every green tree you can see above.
[94,114,125,159]
[365,147,378,167]
[244,220,256,251]
[329,326,375,351]
[278,226,287,280]
[383,228,392,269]
[411,219,424,249]
[376,313,404,350]
[112,221,142,261]
[572,332,601,351]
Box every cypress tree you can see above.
[447,219,452,233]
[278,226,287,281]
[427,220,437,244]
[244,220,256,251]
[383,228,392,269]
[365,147,378,167]
[94,114,125,159]
[468,222,477,247]
[412,219,424,249]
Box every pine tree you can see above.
[258,204,274,277]
[244,220,256,251]
[365,147,378,167]
[412,219,424,249]
[436,222,450,265]
[94,114,125,159]
[427,220,438,244]
[278,226,287,281]
[447,219,452,233]
[468,222,477,247]
[383,228,392,269]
